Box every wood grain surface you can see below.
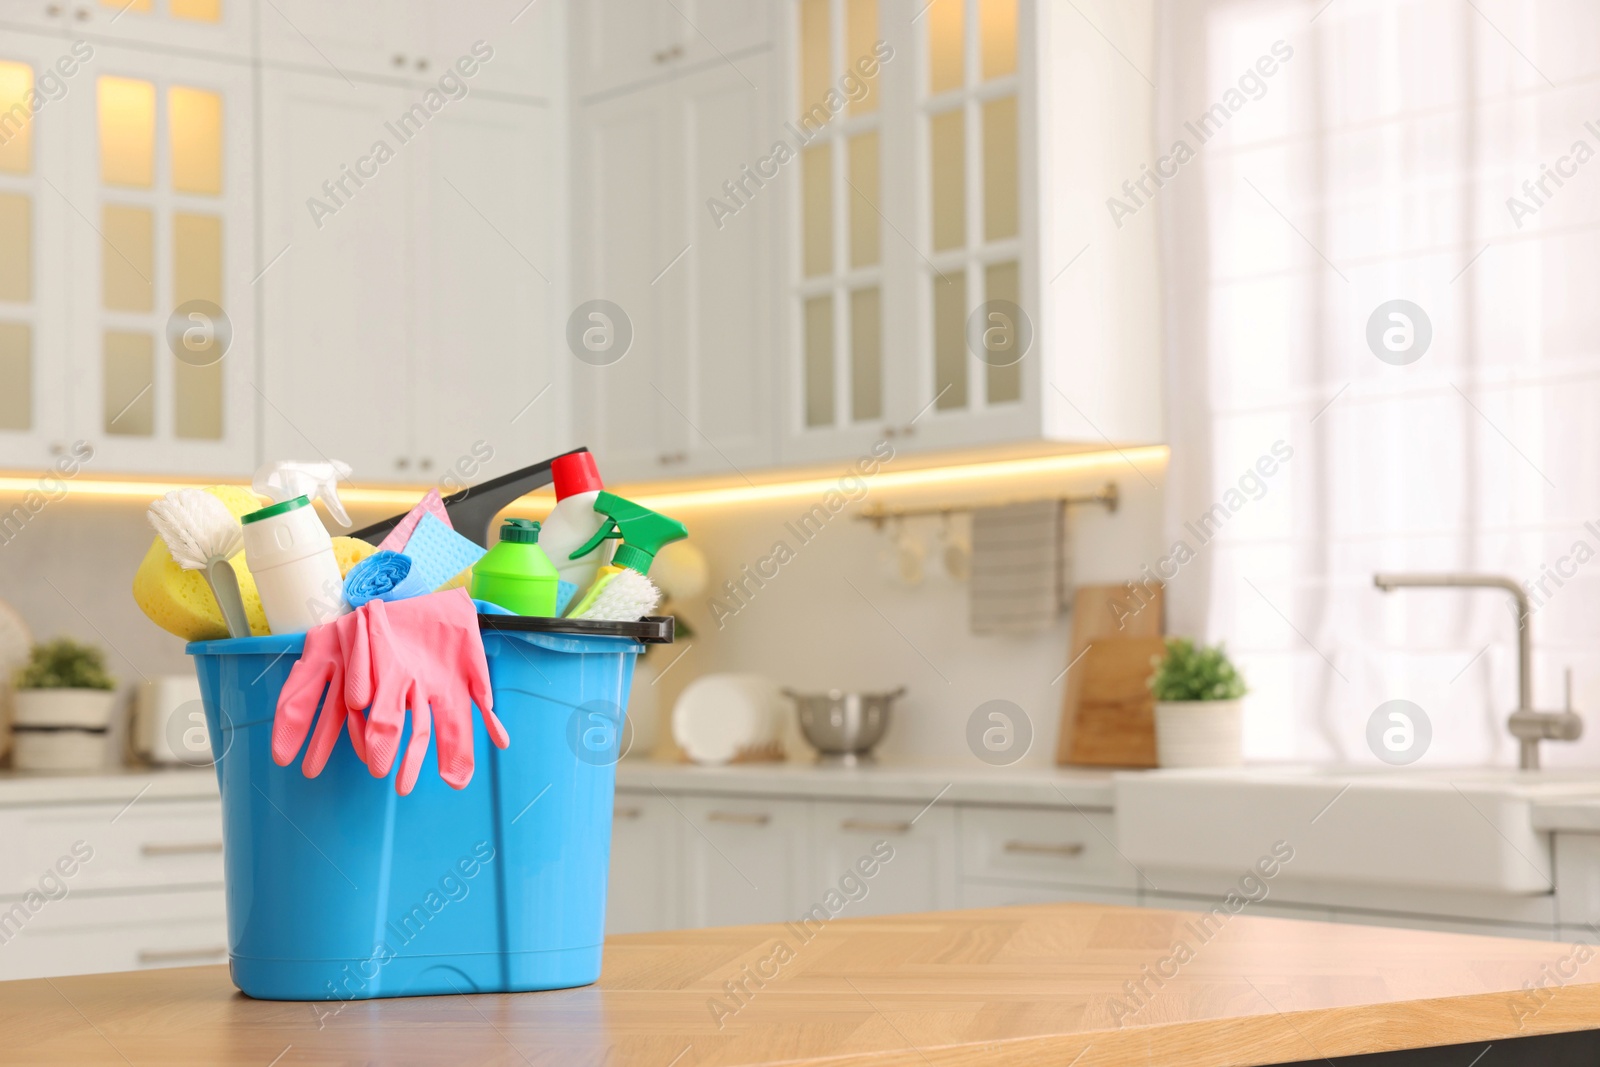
[3,903,1595,1067]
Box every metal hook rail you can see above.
[854,481,1119,530]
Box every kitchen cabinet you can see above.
[0,789,226,983]
[678,794,808,928]
[606,793,684,935]
[0,0,254,61]
[259,67,562,484]
[258,0,557,101]
[570,54,776,484]
[0,35,256,476]
[572,0,770,100]
[809,799,957,917]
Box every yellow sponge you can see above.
[133,485,379,641]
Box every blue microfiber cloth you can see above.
[344,550,439,608]
[473,599,516,616]
[555,580,577,616]
[402,513,487,593]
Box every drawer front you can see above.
[0,799,224,897]
[810,800,958,918]
[0,886,228,982]
[960,806,1139,890]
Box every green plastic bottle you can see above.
[470,519,559,617]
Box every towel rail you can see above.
[854,482,1118,530]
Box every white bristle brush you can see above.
[148,489,251,639]
[569,569,662,623]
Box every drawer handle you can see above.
[141,842,224,857]
[138,946,227,964]
[840,818,913,834]
[707,811,770,826]
[614,806,642,820]
[1003,841,1085,857]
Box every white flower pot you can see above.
[13,689,118,729]
[1154,699,1243,768]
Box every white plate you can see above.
[672,674,781,765]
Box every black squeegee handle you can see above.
[348,447,591,550]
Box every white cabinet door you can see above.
[570,84,679,478]
[808,800,957,918]
[572,55,775,484]
[418,0,561,100]
[606,792,683,934]
[66,44,256,476]
[0,31,74,470]
[679,794,808,929]
[258,69,412,482]
[573,0,770,100]
[411,93,561,480]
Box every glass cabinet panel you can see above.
[102,205,155,312]
[802,143,833,277]
[933,272,967,410]
[0,322,31,431]
[99,76,157,188]
[846,0,878,113]
[169,86,223,195]
[983,95,1018,241]
[803,295,835,427]
[927,0,963,94]
[104,330,155,436]
[981,0,1018,80]
[930,108,964,252]
[170,0,223,21]
[849,286,881,421]
[984,260,1021,403]
[799,0,830,111]
[847,131,879,268]
[0,193,30,303]
[0,62,34,174]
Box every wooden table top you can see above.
[3,903,1598,1066]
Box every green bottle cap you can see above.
[499,518,542,544]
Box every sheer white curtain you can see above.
[1156,0,1600,765]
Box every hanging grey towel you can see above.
[969,499,1067,634]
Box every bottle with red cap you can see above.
[541,451,612,591]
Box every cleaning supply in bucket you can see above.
[241,495,348,635]
[253,459,355,528]
[566,493,688,621]
[541,451,611,590]
[377,487,450,552]
[360,589,507,795]
[470,519,560,616]
[272,605,374,776]
[392,513,487,593]
[146,489,250,639]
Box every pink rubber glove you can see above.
[360,588,507,795]
[272,607,374,776]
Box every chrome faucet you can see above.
[1373,572,1581,770]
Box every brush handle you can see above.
[206,560,251,639]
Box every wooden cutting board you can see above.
[1062,637,1165,767]
[1054,583,1163,766]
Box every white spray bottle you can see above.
[242,460,353,634]
[540,452,610,592]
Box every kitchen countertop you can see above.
[616,759,1118,807]
[4,903,1596,1066]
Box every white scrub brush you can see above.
[148,489,251,639]
[568,568,662,622]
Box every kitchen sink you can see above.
[1113,766,1600,895]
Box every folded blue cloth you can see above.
[554,580,577,616]
[403,513,488,593]
[344,550,431,608]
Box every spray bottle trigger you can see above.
[570,517,622,561]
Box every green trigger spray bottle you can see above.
[564,493,688,622]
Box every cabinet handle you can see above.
[419,457,434,471]
[1002,841,1085,858]
[396,457,411,470]
[707,811,770,826]
[614,806,642,820]
[138,946,227,964]
[393,54,407,68]
[141,841,224,857]
[45,3,62,16]
[415,58,430,72]
[657,451,687,466]
[840,818,913,834]
[48,442,64,456]
[73,5,89,18]
[653,45,684,64]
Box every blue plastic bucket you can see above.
[187,623,641,1001]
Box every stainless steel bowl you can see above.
[783,687,905,763]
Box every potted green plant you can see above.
[1148,637,1247,768]
[13,638,118,730]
